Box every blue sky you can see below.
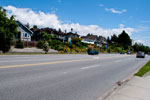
[1,0,150,46]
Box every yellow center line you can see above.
[0,55,130,69]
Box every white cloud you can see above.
[4,5,62,29]
[62,23,134,37]
[98,4,126,14]
[136,40,144,44]
[105,8,126,14]
[4,5,135,37]
[134,39,150,46]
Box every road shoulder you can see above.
[106,76,150,100]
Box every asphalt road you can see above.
[0,54,150,100]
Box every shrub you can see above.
[54,45,64,51]
[37,41,44,49]
[60,50,64,54]
[122,50,127,53]
[15,39,24,49]
[72,37,82,44]
[43,41,49,54]
[57,45,64,51]
[64,47,71,53]
[65,42,69,45]
[115,47,122,53]
[81,48,87,52]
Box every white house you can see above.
[81,35,107,47]
[16,21,33,41]
[81,35,97,45]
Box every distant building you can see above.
[95,36,107,47]
[81,35,96,45]
[81,34,107,47]
[16,21,33,41]
[66,32,80,43]
[31,27,80,43]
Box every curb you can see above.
[97,59,148,100]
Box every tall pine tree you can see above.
[118,30,132,49]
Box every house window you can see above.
[25,33,28,37]
[23,33,29,37]
[23,33,25,37]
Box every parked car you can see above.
[127,51,131,55]
[147,52,150,56]
[136,51,145,58]
[120,52,125,54]
[88,50,99,55]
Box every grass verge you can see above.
[135,61,150,77]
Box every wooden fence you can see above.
[13,41,37,47]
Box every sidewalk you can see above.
[107,76,150,100]
[10,47,59,53]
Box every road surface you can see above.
[0,54,149,100]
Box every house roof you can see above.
[81,35,97,40]
[66,32,79,36]
[81,35,107,44]
[97,36,106,42]
[16,21,33,34]
[38,28,67,36]
[31,26,80,37]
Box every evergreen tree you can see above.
[71,28,73,33]
[111,34,118,43]
[0,7,18,53]
[118,30,132,49]
[25,23,30,28]
[33,25,38,30]
[107,37,111,44]
[58,28,62,33]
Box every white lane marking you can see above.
[81,65,99,70]
[93,57,100,59]
[114,57,135,63]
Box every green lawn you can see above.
[135,61,150,77]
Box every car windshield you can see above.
[138,51,142,54]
